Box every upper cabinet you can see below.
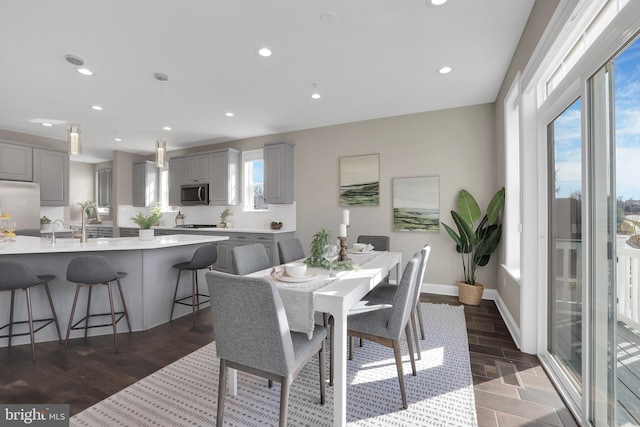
[132,161,158,207]
[168,157,185,206]
[33,148,69,206]
[97,167,112,208]
[264,142,294,204]
[184,154,210,183]
[210,149,240,206]
[0,142,33,181]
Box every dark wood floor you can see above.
[0,294,578,426]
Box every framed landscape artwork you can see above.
[339,154,379,206]
[392,176,439,232]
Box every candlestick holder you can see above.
[338,236,349,261]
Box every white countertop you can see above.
[140,225,294,234]
[0,234,228,255]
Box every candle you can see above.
[342,209,350,226]
[339,223,347,237]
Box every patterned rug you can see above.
[70,303,477,426]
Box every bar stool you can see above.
[170,244,217,327]
[0,261,62,361]
[64,256,131,352]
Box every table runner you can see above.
[257,251,384,337]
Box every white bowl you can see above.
[285,262,307,278]
[352,243,366,251]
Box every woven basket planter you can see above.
[457,281,484,305]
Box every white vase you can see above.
[139,229,154,241]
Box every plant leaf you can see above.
[451,210,475,253]
[486,187,505,224]
[458,189,481,225]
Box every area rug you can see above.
[70,303,477,426]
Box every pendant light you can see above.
[68,123,81,155]
[154,73,168,168]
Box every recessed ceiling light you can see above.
[320,11,337,23]
[438,66,452,74]
[41,123,53,127]
[163,126,172,131]
[430,0,448,5]
[91,105,103,111]
[257,47,272,57]
[114,137,122,142]
[224,112,235,117]
[310,93,321,100]
[77,68,93,76]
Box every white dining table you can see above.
[231,250,402,427]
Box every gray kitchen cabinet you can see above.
[168,157,185,206]
[264,142,294,204]
[33,148,69,206]
[97,167,112,208]
[119,227,139,237]
[0,142,32,181]
[210,149,240,205]
[184,154,210,183]
[132,161,158,207]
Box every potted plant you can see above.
[40,216,52,231]
[219,208,233,228]
[130,207,162,241]
[442,187,505,305]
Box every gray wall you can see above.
[176,103,499,289]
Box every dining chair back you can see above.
[231,243,271,275]
[357,235,390,251]
[277,238,305,264]
[206,270,326,427]
[347,251,420,409]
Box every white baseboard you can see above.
[421,282,521,349]
[421,282,496,300]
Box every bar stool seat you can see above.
[170,244,218,327]
[0,261,62,361]
[64,256,131,352]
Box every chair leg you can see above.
[348,336,354,360]
[404,324,417,376]
[84,286,93,339]
[268,380,273,388]
[279,377,290,427]
[417,301,426,340]
[329,321,334,386]
[43,282,62,341]
[359,337,364,347]
[24,288,36,362]
[8,290,15,347]
[411,308,421,360]
[170,270,182,322]
[65,285,82,351]
[392,340,408,409]
[116,279,132,332]
[191,270,197,328]
[217,359,227,427]
[319,340,326,404]
[106,282,119,351]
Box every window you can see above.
[243,149,268,211]
[504,76,522,274]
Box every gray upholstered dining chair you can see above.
[277,238,305,264]
[232,243,271,275]
[364,245,431,360]
[206,270,326,427]
[357,235,390,251]
[0,261,62,361]
[347,252,420,409]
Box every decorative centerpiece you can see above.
[130,206,162,241]
[305,228,359,271]
[270,221,283,230]
[219,208,233,228]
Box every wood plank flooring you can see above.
[0,294,579,426]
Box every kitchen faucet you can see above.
[50,219,65,244]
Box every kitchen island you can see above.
[0,234,228,347]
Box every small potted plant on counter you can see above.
[40,216,52,231]
[130,206,163,241]
[219,208,233,228]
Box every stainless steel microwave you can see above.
[180,183,209,205]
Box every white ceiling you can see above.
[0,0,535,163]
